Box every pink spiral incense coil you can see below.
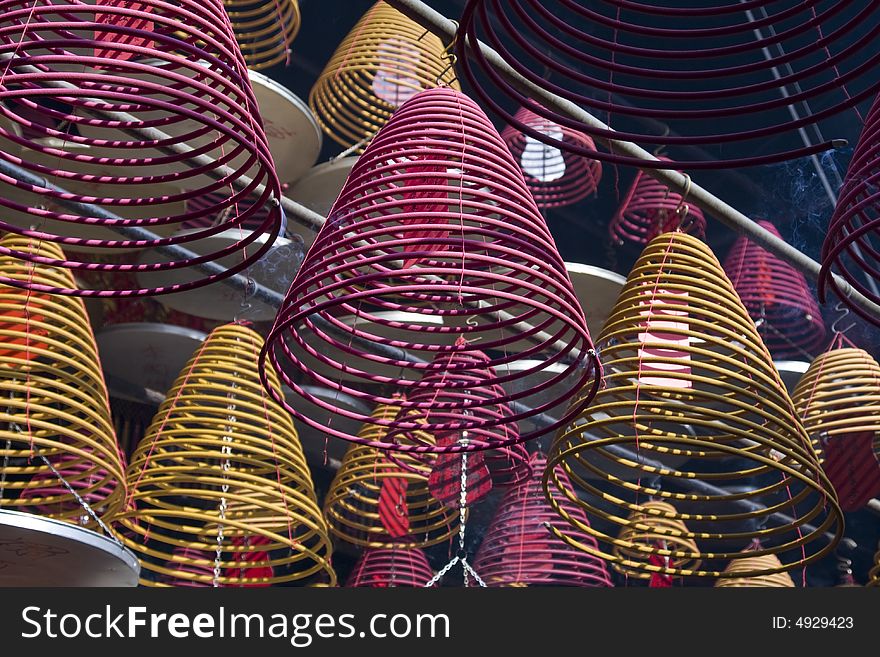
[159,547,215,588]
[346,548,435,587]
[387,348,532,507]
[0,0,283,297]
[473,455,613,587]
[501,107,601,209]
[610,159,707,246]
[820,93,880,325]
[457,0,880,169]
[261,87,599,453]
[724,221,825,358]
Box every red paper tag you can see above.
[378,476,410,538]
[94,0,155,63]
[226,535,273,587]
[648,552,674,587]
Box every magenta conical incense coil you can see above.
[346,548,435,588]
[261,86,600,453]
[473,454,613,587]
[0,0,283,296]
[724,220,825,358]
[501,106,601,209]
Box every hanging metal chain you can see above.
[422,433,486,587]
[5,415,123,544]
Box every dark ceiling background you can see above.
[255,0,879,586]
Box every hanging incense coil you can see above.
[457,0,880,169]
[386,349,531,506]
[792,346,880,511]
[610,160,707,246]
[820,93,880,326]
[263,86,600,454]
[0,0,283,296]
[612,501,702,580]
[223,0,300,71]
[545,231,842,580]
[473,455,612,587]
[725,221,825,358]
[115,323,336,586]
[308,1,459,152]
[346,548,435,587]
[0,235,124,527]
[323,404,459,549]
[714,554,796,588]
[501,107,601,209]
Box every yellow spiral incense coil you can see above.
[612,501,702,579]
[0,235,124,527]
[323,403,459,549]
[223,0,301,71]
[309,1,459,151]
[545,232,842,580]
[115,323,335,586]
[792,347,880,447]
[714,554,796,587]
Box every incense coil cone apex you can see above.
[820,93,880,326]
[262,86,599,452]
[0,235,124,526]
[610,161,706,246]
[545,232,842,579]
[724,221,825,358]
[474,455,612,587]
[115,323,335,587]
[224,0,301,71]
[714,554,796,587]
[502,107,602,209]
[792,346,880,511]
[308,1,459,151]
[346,548,435,587]
[323,404,459,549]
[0,0,283,296]
[457,0,880,169]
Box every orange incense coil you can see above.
[792,346,880,511]
[323,403,459,549]
[224,0,301,71]
[612,501,701,580]
[115,323,335,587]
[308,1,459,151]
[714,554,796,588]
[0,235,124,527]
[545,232,842,580]
[869,548,880,587]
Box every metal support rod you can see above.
[383,0,880,324]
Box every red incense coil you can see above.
[473,454,613,587]
[724,221,825,358]
[261,86,600,453]
[457,0,880,169]
[0,0,283,296]
[346,548,435,588]
[610,158,707,245]
[501,107,602,209]
[820,93,880,325]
